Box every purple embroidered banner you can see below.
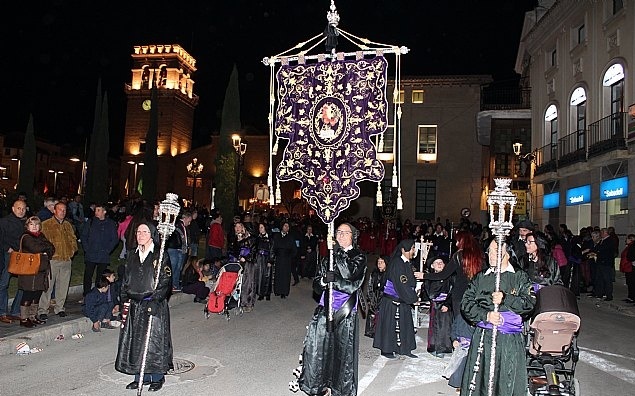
[275,57,388,223]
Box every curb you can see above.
[0,290,194,356]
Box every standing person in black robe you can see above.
[273,221,297,299]
[292,222,366,396]
[115,222,173,392]
[424,256,454,357]
[254,222,274,301]
[361,255,388,338]
[230,222,257,312]
[373,239,422,359]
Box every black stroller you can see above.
[526,285,581,396]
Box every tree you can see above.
[141,83,159,202]
[91,92,110,203]
[214,64,241,221]
[84,79,102,204]
[17,114,36,203]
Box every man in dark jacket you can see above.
[166,212,191,291]
[0,199,27,323]
[80,204,119,298]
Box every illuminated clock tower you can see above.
[122,44,199,197]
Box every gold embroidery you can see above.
[165,266,172,277]
[400,275,408,284]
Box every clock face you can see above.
[461,208,471,218]
[142,99,151,111]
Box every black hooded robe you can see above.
[372,253,419,356]
[115,246,173,376]
[298,248,366,396]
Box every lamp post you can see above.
[232,134,247,214]
[186,157,203,207]
[49,169,64,195]
[70,138,88,195]
[127,159,144,196]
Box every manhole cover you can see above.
[167,358,195,375]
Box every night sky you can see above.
[3,0,537,156]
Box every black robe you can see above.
[272,232,297,297]
[255,233,274,297]
[115,247,173,376]
[362,268,385,338]
[372,255,418,355]
[298,247,366,396]
[424,276,453,354]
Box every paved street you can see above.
[0,277,634,395]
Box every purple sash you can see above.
[476,311,523,334]
[532,283,543,294]
[319,290,357,312]
[239,247,251,257]
[432,292,448,302]
[383,280,399,299]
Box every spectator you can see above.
[17,216,54,327]
[102,268,121,321]
[0,199,28,323]
[83,277,116,332]
[80,204,119,298]
[36,198,57,222]
[205,210,224,261]
[166,212,192,291]
[68,194,85,239]
[272,221,297,299]
[188,210,202,258]
[38,202,78,321]
[621,234,635,303]
[181,257,211,303]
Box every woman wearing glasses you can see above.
[520,232,562,291]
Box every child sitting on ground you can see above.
[102,268,121,321]
[83,277,116,332]
[182,257,212,303]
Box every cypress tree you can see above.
[85,79,102,204]
[17,114,36,203]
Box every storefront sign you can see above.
[566,185,591,206]
[600,176,628,200]
[512,190,526,215]
[543,192,560,209]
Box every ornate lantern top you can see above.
[157,193,180,238]
[487,178,516,237]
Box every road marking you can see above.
[388,335,447,391]
[580,350,635,385]
[358,356,388,394]
[579,346,635,362]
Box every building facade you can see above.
[380,76,492,225]
[516,0,634,234]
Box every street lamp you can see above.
[232,134,247,214]
[127,159,144,196]
[186,157,203,207]
[70,138,88,195]
[11,156,20,190]
[49,169,64,195]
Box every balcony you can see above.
[480,86,531,111]
[534,112,628,177]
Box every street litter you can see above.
[55,334,65,341]
[15,342,30,355]
[71,333,84,339]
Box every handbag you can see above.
[8,235,41,276]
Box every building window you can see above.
[495,153,511,176]
[412,90,424,104]
[545,104,558,162]
[577,24,585,44]
[139,139,147,154]
[376,126,395,161]
[550,49,557,67]
[393,90,404,104]
[415,180,436,220]
[417,125,437,162]
[613,0,623,14]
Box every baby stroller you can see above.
[204,262,243,320]
[527,285,581,396]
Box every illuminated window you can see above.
[412,90,424,104]
[393,90,404,104]
[544,105,558,162]
[417,125,437,162]
[376,126,395,161]
[139,139,146,154]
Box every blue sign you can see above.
[543,192,560,209]
[566,185,591,206]
[600,176,628,200]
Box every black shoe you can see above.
[623,298,635,303]
[148,378,164,392]
[257,296,264,301]
[38,314,48,322]
[281,295,287,299]
[126,381,139,390]
[604,297,613,301]
[57,311,67,317]
[265,295,270,301]
[403,352,418,358]
[193,297,202,303]
[381,352,396,359]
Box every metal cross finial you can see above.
[327,0,340,27]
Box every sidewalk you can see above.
[577,271,635,317]
[0,287,194,356]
